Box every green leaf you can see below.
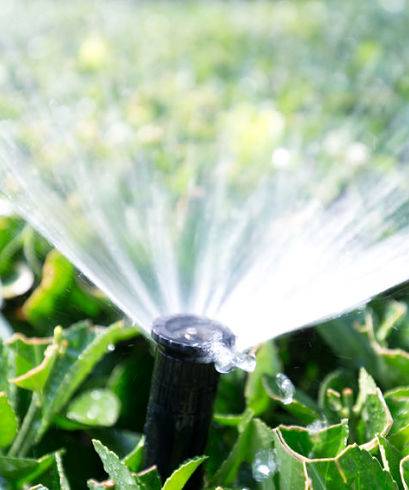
[37,321,139,441]
[210,418,274,486]
[273,429,308,490]
[378,436,403,490]
[162,456,207,490]
[92,439,139,489]
[0,452,54,482]
[11,339,60,393]
[354,368,393,450]
[307,445,398,490]
[137,467,161,490]
[1,262,34,299]
[0,391,18,447]
[318,369,356,418]
[123,436,145,472]
[66,389,120,427]
[29,452,70,490]
[23,250,108,334]
[376,301,407,344]
[245,341,281,415]
[400,454,409,490]
[274,426,397,490]
[278,420,349,459]
[6,333,51,379]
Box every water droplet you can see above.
[252,449,277,482]
[86,407,99,420]
[276,373,295,405]
[107,344,115,352]
[307,419,328,434]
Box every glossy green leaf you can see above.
[210,418,274,486]
[400,454,409,490]
[0,391,18,447]
[66,389,120,427]
[37,321,139,440]
[123,436,145,472]
[378,436,403,490]
[354,368,393,450]
[307,445,397,490]
[137,467,161,490]
[162,456,207,490]
[0,452,54,482]
[92,439,139,489]
[278,420,349,459]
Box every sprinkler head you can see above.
[151,314,235,362]
[144,314,235,488]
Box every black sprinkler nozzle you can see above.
[144,314,235,488]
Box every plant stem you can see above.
[8,394,39,457]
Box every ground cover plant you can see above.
[2,0,409,488]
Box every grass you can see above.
[1,0,409,488]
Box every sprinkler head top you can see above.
[152,314,235,363]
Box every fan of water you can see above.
[1,0,409,370]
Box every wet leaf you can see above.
[92,439,139,489]
[263,375,319,424]
[210,418,274,486]
[66,389,120,427]
[37,321,139,441]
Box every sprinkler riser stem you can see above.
[144,315,234,488]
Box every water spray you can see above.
[144,314,235,487]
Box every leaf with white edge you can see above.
[123,436,145,472]
[274,426,397,490]
[385,389,409,450]
[354,368,393,450]
[37,321,139,441]
[273,429,308,490]
[377,436,403,490]
[92,439,139,489]
[245,341,281,415]
[400,453,409,490]
[6,333,51,378]
[162,456,207,490]
[0,391,18,447]
[11,342,60,393]
[278,420,349,459]
[307,444,398,490]
[66,389,120,427]
[87,480,113,489]
[210,418,274,486]
[376,301,407,344]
